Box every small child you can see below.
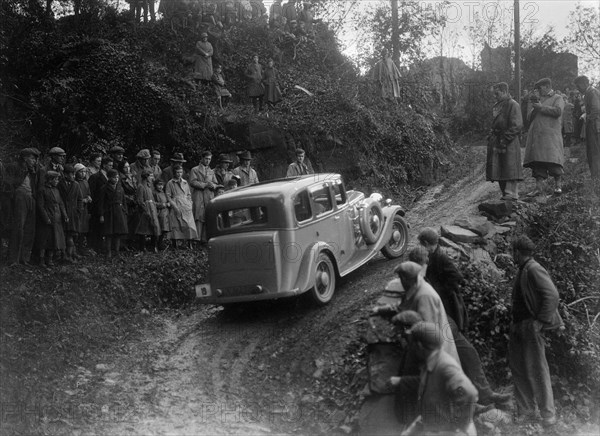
[59,164,83,262]
[36,170,68,267]
[153,178,171,250]
[74,163,92,254]
[214,184,226,197]
[212,64,232,111]
[98,169,128,258]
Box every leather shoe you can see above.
[542,416,557,427]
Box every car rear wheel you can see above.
[381,214,409,259]
[308,253,336,305]
[360,198,384,244]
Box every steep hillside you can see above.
[1,8,453,198]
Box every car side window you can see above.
[310,185,333,216]
[294,190,312,222]
[332,181,347,206]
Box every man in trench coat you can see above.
[524,78,565,196]
[574,75,600,181]
[486,82,524,200]
[189,151,217,243]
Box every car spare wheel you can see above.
[359,198,384,244]
[381,214,409,259]
[308,253,336,305]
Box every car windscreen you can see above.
[217,206,268,229]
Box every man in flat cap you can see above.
[389,322,478,435]
[509,235,562,427]
[394,261,460,364]
[5,148,42,266]
[232,150,259,186]
[131,149,152,184]
[109,145,125,165]
[524,78,565,196]
[46,147,66,180]
[214,153,234,187]
[574,75,600,181]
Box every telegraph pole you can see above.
[514,0,521,99]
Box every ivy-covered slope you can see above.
[1,8,453,195]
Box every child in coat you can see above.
[59,164,83,262]
[135,170,161,252]
[153,178,171,250]
[98,169,128,258]
[36,170,68,267]
[74,163,92,254]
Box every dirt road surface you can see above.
[61,147,501,436]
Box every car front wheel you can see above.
[308,253,336,305]
[381,214,409,259]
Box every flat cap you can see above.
[45,170,60,178]
[218,153,233,163]
[512,235,536,252]
[136,149,151,159]
[394,261,423,280]
[534,78,552,89]
[109,146,125,154]
[63,164,76,173]
[49,147,66,156]
[74,163,86,172]
[20,148,40,158]
[409,322,443,349]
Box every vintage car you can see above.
[195,173,409,305]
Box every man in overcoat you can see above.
[6,148,42,266]
[524,78,565,196]
[189,151,217,243]
[487,82,523,200]
[574,75,600,180]
[232,150,259,186]
[509,235,563,427]
[286,148,314,177]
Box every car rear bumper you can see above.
[195,287,303,304]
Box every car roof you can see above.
[212,173,342,204]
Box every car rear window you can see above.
[217,206,268,229]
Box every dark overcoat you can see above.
[486,96,524,181]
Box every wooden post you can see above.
[514,0,521,99]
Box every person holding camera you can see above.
[523,78,565,196]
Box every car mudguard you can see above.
[293,241,338,294]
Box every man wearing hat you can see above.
[109,145,125,165]
[194,32,213,82]
[524,78,565,196]
[286,148,314,177]
[190,151,217,243]
[232,150,259,186]
[5,148,42,266]
[161,153,188,184]
[394,261,460,364]
[389,322,478,435]
[131,149,152,184]
[46,147,66,180]
[214,153,234,187]
[509,235,562,427]
[574,75,600,181]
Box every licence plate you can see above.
[195,283,212,298]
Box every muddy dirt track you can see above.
[64,146,501,436]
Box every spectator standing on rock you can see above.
[574,75,600,181]
[246,54,264,112]
[486,82,524,201]
[232,151,259,186]
[524,78,565,196]
[509,235,563,427]
[418,228,469,333]
[282,0,298,32]
[6,148,41,266]
[286,148,313,176]
[190,151,217,244]
[194,33,214,83]
[372,48,402,100]
[263,58,282,109]
[212,64,232,111]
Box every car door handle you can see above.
[334,215,340,220]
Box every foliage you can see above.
[563,2,600,82]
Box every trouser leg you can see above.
[455,331,493,399]
[585,124,600,179]
[8,192,35,264]
[498,180,507,196]
[504,180,518,199]
[509,321,537,416]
